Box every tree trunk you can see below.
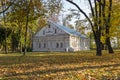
[105,0,114,54]
[0,45,3,52]
[11,42,14,53]
[1,0,8,54]
[19,42,23,53]
[23,0,31,56]
[4,37,8,54]
[117,37,120,48]
[116,32,120,48]
[18,22,22,53]
[95,36,102,56]
[106,37,114,53]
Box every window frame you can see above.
[56,42,59,48]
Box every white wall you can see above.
[80,38,90,50]
[69,35,80,51]
[33,21,90,52]
[33,35,70,52]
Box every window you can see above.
[39,43,41,48]
[48,24,50,28]
[71,36,74,39]
[43,43,46,48]
[60,42,63,48]
[56,43,59,48]
[55,29,57,33]
[43,31,45,35]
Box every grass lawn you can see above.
[0,51,120,80]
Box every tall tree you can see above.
[0,0,8,53]
[111,0,120,48]
[100,0,120,52]
[66,0,115,56]
[105,0,114,53]
[16,0,46,55]
[23,0,31,55]
[0,0,15,53]
[0,0,63,54]
[2,0,46,54]
[0,25,12,52]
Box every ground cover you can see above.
[0,51,120,80]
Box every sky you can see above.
[57,0,92,33]
[62,0,91,19]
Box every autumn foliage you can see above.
[0,51,120,80]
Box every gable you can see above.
[34,20,87,38]
[49,20,87,38]
[34,22,68,37]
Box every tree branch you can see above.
[66,0,93,27]
[107,0,112,24]
[106,0,112,35]
[0,1,13,14]
[88,0,95,17]
[94,0,99,34]
[66,0,97,38]
[98,0,102,36]
[102,0,106,27]
[94,0,98,18]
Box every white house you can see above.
[32,20,90,52]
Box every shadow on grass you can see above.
[4,63,120,77]
[0,52,120,78]
[0,53,115,66]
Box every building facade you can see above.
[32,21,90,52]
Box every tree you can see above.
[62,9,84,31]
[66,0,115,56]
[0,0,46,54]
[0,26,12,52]
[105,0,114,53]
[0,0,63,54]
[6,0,27,53]
[44,0,63,22]
[0,0,9,54]
[0,0,13,14]
[0,0,16,53]
[23,0,63,55]
[110,1,120,48]
[12,0,46,55]
[100,0,120,51]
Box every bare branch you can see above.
[88,0,95,17]
[107,0,112,23]
[0,1,13,14]
[66,0,98,38]
[94,0,98,18]
[98,0,102,35]
[102,0,106,26]
[66,0,93,27]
